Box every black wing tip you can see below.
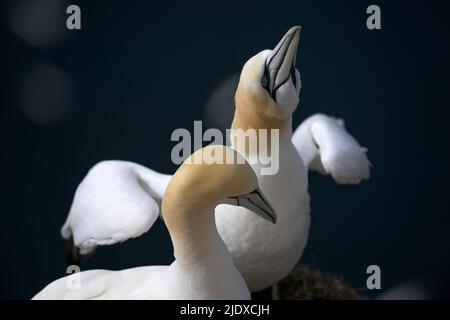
[65,237,95,266]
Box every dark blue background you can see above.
[1,0,449,299]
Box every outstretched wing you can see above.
[61,161,171,254]
[292,114,371,184]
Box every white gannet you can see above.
[33,145,276,300]
[59,26,370,293]
[216,26,370,291]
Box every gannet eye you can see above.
[261,74,268,89]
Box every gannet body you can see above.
[59,26,371,293]
[33,146,276,300]
[215,138,309,291]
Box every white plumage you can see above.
[61,161,170,254]
[292,114,371,184]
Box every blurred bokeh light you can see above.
[204,73,239,132]
[18,62,76,124]
[5,0,69,48]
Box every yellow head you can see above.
[234,26,301,129]
[162,145,276,224]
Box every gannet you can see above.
[33,145,276,300]
[59,26,370,293]
[216,26,370,291]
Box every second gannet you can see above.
[33,145,276,300]
[215,26,370,292]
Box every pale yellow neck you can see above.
[163,200,224,266]
[232,87,293,140]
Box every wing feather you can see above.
[61,161,171,254]
[292,114,371,184]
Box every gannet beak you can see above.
[230,188,277,224]
[264,26,301,98]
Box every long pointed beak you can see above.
[231,188,277,224]
[266,26,301,96]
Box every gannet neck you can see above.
[232,89,293,141]
[161,145,262,267]
[164,201,226,266]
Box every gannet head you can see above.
[236,26,301,124]
[162,145,277,223]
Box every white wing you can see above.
[32,269,113,300]
[292,113,371,184]
[61,161,171,254]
